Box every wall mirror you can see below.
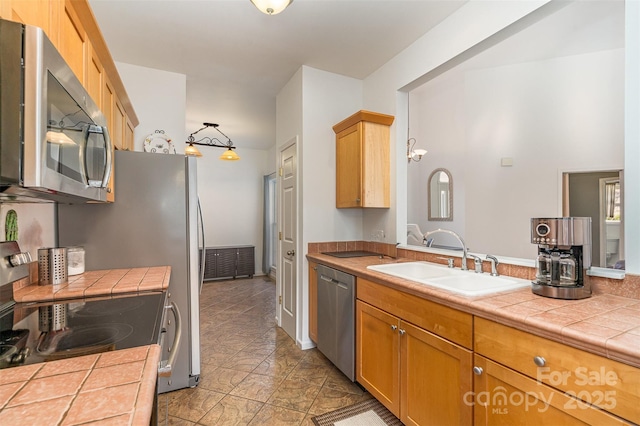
[428,168,452,221]
[405,0,625,270]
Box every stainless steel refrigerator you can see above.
[57,150,203,393]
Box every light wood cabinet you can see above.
[86,42,103,107]
[124,117,135,151]
[309,261,318,343]
[356,279,473,425]
[58,0,87,84]
[112,97,126,150]
[475,317,640,424]
[1,0,54,38]
[473,355,629,425]
[332,110,394,208]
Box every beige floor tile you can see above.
[199,367,249,393]
[248,404,307,426]
[166,415,196,425]
[229,373,284,403]
[287,360,333,387]
[266,378,322,412]
[198,395,263,426]
[167,386,225,422]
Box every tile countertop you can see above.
[0,345,161,425]
[13,266,171,303]
[307,253,640,369]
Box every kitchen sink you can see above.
[367,261,456,280]
[367,261,530,296]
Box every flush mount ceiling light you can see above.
[250,0,293,15]
[407,138,427,163]
[184,123,240,161]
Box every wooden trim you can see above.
[332,110,394,134]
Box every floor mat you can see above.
[311,399,403,426]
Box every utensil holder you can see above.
[38,247,68,285]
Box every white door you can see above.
[279,141,297,340]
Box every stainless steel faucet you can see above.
[468,254,483,273]
[423,229,469,271]
[486,255,499,276]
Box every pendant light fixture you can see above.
[184,123,240,160]
[250,0,293,15]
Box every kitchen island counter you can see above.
[13,266,171,303]
[0,344,161,425]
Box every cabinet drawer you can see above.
[357,278,472,349]
[475,317,640,423]
[474,355,629,426]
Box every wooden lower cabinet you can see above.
[308,261,318,343]
[473,355,628,425]
[356,300,472,425]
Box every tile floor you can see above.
[157,277,371,425]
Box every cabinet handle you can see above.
[473,366,483,376]
[399,329,406,335]
[355,198,361,203]
[390,325,397,331]
[533,356,546,367]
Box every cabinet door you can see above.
[400,321,472,426]
[125,117,135,151]
[308,262,318,343]
[86,42,103,107]
[236,246,255,277]
[112,98,126,150]
[58,0,87,84]
[336,123,362,208]
[356,300,400,416]
[473,355,628,426]
[2,0,51,35]
[216,248,237,278]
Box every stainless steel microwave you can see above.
[0,18,112,203]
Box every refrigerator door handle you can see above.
[158,301,182,377]
[198,198,206,294]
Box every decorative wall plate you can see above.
[143,130,176,154]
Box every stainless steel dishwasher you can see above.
[316,264,355,381]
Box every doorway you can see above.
[563,170,624,269]
[279,139,297,340]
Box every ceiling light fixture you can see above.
[250,0,293,15]
[407,138,427,163]
[185,123,240,160]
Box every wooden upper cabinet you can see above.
[58,0,87,85]
[1,0,54,39]
[333,110,394,208]
[86,42,103,107]
[112,97,126,150]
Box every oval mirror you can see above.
[428,168,453,221]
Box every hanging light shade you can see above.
[220,149,240,161]
[250,0,293,15]
[184,143,203,157]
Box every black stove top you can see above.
[0,291,167,369]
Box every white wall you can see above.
[408,48,624,259]
[118,62,269,274]
[116,62,186,154]
[362,0,551,244]
[0,203,55,259]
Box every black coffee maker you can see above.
[531,217,592,299]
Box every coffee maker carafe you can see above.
[531,217,592,299]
